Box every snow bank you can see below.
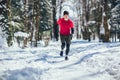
[1,68,42,80]
[0,40,120,80]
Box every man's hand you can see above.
[70,34,73,40]
[71,28,74,34]
[71,28,74,40]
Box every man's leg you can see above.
[61,42,65,50]
[60,42,65,56]
[65,35,71,60]
[60,35,65,56]
[66,44,70,56]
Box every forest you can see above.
[0,0,120,48]
[1,0,120,80]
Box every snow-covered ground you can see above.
[0,40,120,80]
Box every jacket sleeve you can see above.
[57,18,61,25]
[70,20,74,34]
[70,20,74,28]
[71,28,74,34]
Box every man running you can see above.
[57,11,74,60]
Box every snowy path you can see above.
[0,40,120,80]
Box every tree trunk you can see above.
[76,0,81,39]
[52,0,59,41]
[76,22,79,39]
[82,0,89,40]
[103,0,110,42]
[104,16,110,42]
[23,0,28,48]
[59,0,63,18]
[34,0,40,47]
[7,0,13,47]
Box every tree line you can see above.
[74,0,120,42]
[0,0,120,48]
[0,0,59,47]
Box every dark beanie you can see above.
[63,11,69,15]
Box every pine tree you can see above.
[0,0,7,35]
[110,0,120,41]
[110,0,120,29]
[39,0,52,32]
[1,0,26,47]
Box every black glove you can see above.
[71,28,74,40]
[71,28,74,34]
[70,34,73,40]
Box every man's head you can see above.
[63,11,69,21]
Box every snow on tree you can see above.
[110,1,120,30]
[0,26,8,48]
[0,0,7,34]
[40,0,52,32]
[109,0,120,42]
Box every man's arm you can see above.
[71,28,74,34]
[71,28,74,40]
[57,18,61,25]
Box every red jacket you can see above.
[57,18,74,36]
